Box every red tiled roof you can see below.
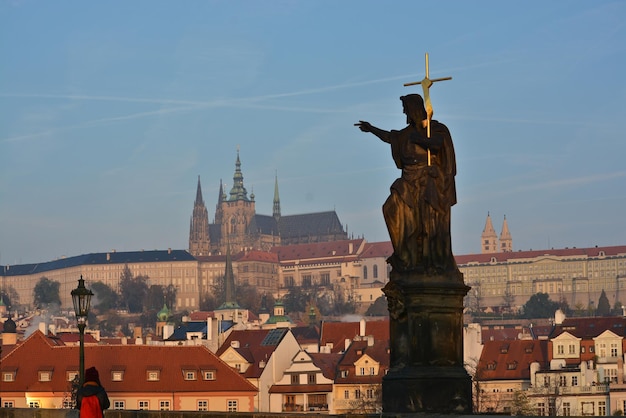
[481,327,532,343]
[319,319,389,354]
[476,339,549,381]
[1,330,257,394]
[216,328,290,378]
[269,383,333,393]
[553,317,626,338]
[455,245,626,265]
[360,241,393,258]
[188,311,215,321]
[308,353,342,380]
[335,339,389,384]
[271,239,365,262]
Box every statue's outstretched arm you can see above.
[355,121,391,143]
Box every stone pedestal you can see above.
[382,269,472,414]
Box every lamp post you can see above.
[71,276,93,386]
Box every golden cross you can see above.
[404,53,452,139]
[404,53,452,166]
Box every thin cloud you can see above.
[517,170,626,192]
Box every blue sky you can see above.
[1,1,625,265]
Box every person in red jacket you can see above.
[76,367,110,418]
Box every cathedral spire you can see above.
[195,175,204,205]
[499,215,513,252]
[273,172,281,220]
[218,244,240,309]
[228,148,249,201]
[481,212,498,254]
[189,176,210,256]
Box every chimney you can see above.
[168,248,172,254]
[349,242,353,254]
[106,253,110,261]
[206,317,212,341]
[345,338,351,352]
[359,318,366,337]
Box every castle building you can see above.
[189,150,348,256]
[481,212,513,254]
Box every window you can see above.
[38,371,52,382]
[291,374,299,384]
[340,370,348,378]
[487,362,496,370]
[227,400,238,412]
[563,402,571,416]
[543,376,550,387]
[302,275,312,287]
[184,370,196,380]
[112,371,124,381]
[569,344,576,354]
[307,373,316,384]
[147,371,160,381]
[113,401,125,410]
[285,276,294,287]
[62,400,73,408]
[67,371,79,382]
[363,266,368,280]
[138,401,149,410]
[536,402,545,416]
[611,343,619,357]
[29,401,40,408]
[3,401,14,408]
[355,389,361,399]
[557,344,564,355]
[3,372,15,382]
[599,401,606,416]
[203,370,215,380]
[370,366,376,375]
[581,346,586,353]
[366,388,374,398]
[373,264,378,278]
[559,375,567,386]
[344,390,349,399]
[198,400,208,411]
[159,400,170,411]
[571,376,578,386]
[359,367,365,376]
[320,272,330,286]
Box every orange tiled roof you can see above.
[476,339,549,381]
[319,319,389,354]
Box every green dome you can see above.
[156,304,170,322]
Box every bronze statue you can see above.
[356,94,457,274]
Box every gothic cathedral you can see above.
[189,150,348,256]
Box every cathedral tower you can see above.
[499,215,513,252]
[189,176,210,256]
[481,212,498,254]
[217,149,256,253]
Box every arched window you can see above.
[373,265,378,279]
[363,266,368,280]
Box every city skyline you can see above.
[2,1,625,265]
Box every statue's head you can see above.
[400,94,426,125]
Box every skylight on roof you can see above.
[261,328,287,346]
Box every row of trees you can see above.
[30,265,177,315]
[468,289,619,320]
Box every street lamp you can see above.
[71,276,93,386]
